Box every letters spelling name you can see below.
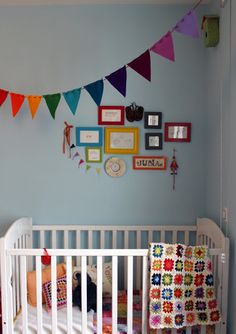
[137,159,163,167]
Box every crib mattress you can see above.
[14,305,95,334]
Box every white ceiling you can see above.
[0,0,210,5]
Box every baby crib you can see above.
[0,217,229,334]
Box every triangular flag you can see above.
[78,159,85,167]
[86,165,91,171]
[174,11,199,38]
[106,66,127,97]
[150,31,175,62]
[63,88,81,115]
[44,93,61,119]
[128,50,151,82]
[84,80,104,106]
[96,167,101,175]
[10,93,25,117]
[72,152,80,160]
[27,96,42,119]
[0,89,8,106]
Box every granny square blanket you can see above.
[149,243,221,329]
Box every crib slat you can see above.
[142,255,148,334]
[201,325,207,334]
[184,231,189,245]
[97,256,103,334]
[112,230,117,248]
[64,231,69,262]
[127,256,133,334]
[76,230,81,266]
[160,230,165,242]
[88,231,93,265]
[66,256,73,333]
[12,251,16,318]
[136,231,141,289]
[20,256,28,334]
[51,230,57,249]
[100,231,105,249]
[40,230,45,248]
[112,255,118,334]
[172,230,177,243]
[81,256,87,334]
[16,254,20,314]
[36,256,43,333]
[186,327,191,334]
[124,231,128,290]
[51,256,57,334]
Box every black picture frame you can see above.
[144,112,162,129]
[145,133,163,150]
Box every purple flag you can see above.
[128,50,151,82]
[150,31,175,62]
[174,10,199,38]
[106,66,127,97]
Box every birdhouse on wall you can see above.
[201,15,219,47]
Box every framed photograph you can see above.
[76,127,103,147]
[145,133,163,150]
[144,112,162,129]
[164,122,191,142]
[98,106,125,125]
[85,147,102,163]
[105,127,139,154]
[133,156,167,170]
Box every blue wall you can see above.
[205,0,236,333]
[0,5,207,227]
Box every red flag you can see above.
[10,93,25,117]
[128,50,151,82]
[0,89,8,106]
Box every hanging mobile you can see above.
[63,121,74,158]
[170,148,178,190]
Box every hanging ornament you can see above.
[86,165,91,172]
[63,122,74,158]
[170,148,179,190]
[41,248,51,266]
[78,159,85,167]
[72,151,80,160]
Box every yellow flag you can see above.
[27,96,42,119]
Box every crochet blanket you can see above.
[149,243,221,330]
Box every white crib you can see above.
[0,217,229,334]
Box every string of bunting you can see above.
[0,1,201,120]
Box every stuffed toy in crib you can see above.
[72,273,97,312]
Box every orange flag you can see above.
[27,96,42,119]
[10,93,25,117]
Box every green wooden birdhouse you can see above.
[201,15,219,47]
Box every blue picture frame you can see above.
[76,127,103,147]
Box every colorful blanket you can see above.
[93,290,142,333]
[149,243,221,330]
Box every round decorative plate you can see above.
[104,157,126,177]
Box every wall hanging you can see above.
[0,1,201,119]
[104,127,139,155]
[144,112,162,129]
[170,148,179,190]
[98,106,125,125]
[164,122,191,142]
[125,102,144,122]
[145,133,163,150]
[104,157,126,178]
[133,156,167,170]
[201,15,220,47]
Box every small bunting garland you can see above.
[0,2,201,119]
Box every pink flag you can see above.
[128,50,151,82]
[174,10,199,38]
[150,31,175,62]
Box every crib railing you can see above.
[5,248,149,334]
[5,247,226,334]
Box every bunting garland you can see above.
[0,2,201,119]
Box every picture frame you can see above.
[105,127,139,154]
[164,122,191,142]
[85,147,102,163]
[144,112,162,129]
[76,127,103,147]
[98,106,125,125]
[145,133,163,150]
[133,156,167,170]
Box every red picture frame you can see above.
[164,122,191,142]
[98,106,125,125]
[133,156,167,170]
